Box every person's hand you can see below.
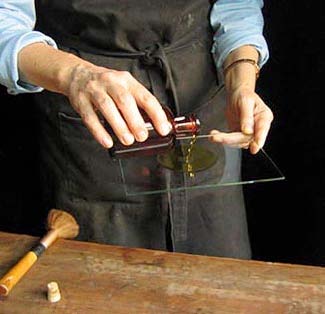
[208,46,274,154]
[67,64,172,148]
[17,43,171,148]
[210,86,273,154]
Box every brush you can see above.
[0,209,79,296]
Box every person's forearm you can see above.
[18,42,92,95]
[223,45,259,93]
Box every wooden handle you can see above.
[0,251,38,296]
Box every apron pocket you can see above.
[58,112,125,200]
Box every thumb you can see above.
[240,95,255,135]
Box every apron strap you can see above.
[139,43,180,115]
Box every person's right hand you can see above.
[18,43,171,147]
[66,64,172,148]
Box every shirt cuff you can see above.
[4,31,57,95]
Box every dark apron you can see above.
[34,0,251,258]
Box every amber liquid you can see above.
[183,134,197,177]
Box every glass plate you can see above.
[117,137,285,196]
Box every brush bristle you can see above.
[47,209,79,239]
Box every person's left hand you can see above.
[210,86,273,154]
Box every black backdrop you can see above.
[0,1,323,266]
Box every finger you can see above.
[130,79,172,136]
[253,105,273,151]
[249,140,260,155]
[78,95,113,148]
[227,141,252,149]
[239,95,255,135]
[249,118,271,155]
[91,91,135,146]
[209,129,253,146]
[108,86,150,142]
[256,119,271,147]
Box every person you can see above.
[0,0,273,259]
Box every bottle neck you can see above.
[143,114,200,138]
[173,115,200,139]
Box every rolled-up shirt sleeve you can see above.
[0,0,57,94]
[210,0,269,82]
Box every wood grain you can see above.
[0,231,325,314]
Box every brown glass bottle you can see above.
[109,106,200,159]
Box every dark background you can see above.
[0,1,323,266]
[245,1,324,266]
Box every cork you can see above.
[47,281,61,303]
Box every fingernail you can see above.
[122,133,134,145]
[102,137,113,148]
[161,122,172,136]
[137,130,148,142]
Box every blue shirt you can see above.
[0,0,268,94]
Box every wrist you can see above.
[55,54,96,96]
[222,45,259,92]
[224,60,258,93]
[224,59,260,80]
[224,62,257,93]
[18,43,93,95]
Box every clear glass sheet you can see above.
[118,137,285,196]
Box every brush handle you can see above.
[0,242,46,296]
[0,251,38,296]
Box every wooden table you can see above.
[1,232,325,313]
